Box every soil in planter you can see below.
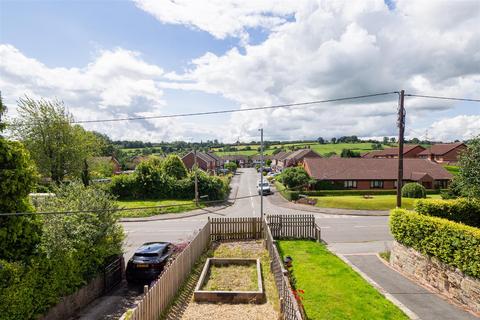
[201,264,258,292]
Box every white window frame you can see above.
[344,180,357,189]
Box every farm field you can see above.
[312,194,442,211]
[277,240,408,320]
[213,142,392,157]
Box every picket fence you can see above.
[129,214,319,320]
[130,221,211,320]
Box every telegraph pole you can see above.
[259,128,264,221]
[194,149,199,206]
[396,90,405,208]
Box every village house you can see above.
[303,158,452,190]
[221,154,249,168]
[417,142,466,164]
[362,145,426,159]
[276,149,322,169]
[182,151,221,173]
[90,156,122,175]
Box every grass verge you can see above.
[312,194,441,210]
[116,199,204,217]
[277,240,408,320]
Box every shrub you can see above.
[224,162,237,172]
[390,209,480,278]
[161,154,187,179]
[401,183,426,198]
[414,198,480,228]
[281,167,310,189]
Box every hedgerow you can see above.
[401,182,426,198]
[390,209,480,278]
[414,198,480,228]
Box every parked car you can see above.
[126,242,173,283]
[257,181,271,195]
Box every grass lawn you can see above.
[444,165,460,176]
[312,194,441,210]
[277,240,408,320]
[116,199,202,217]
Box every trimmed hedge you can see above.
[390,209,480,278]
[401,182,426,198]
[414,198,480,228]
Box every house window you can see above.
[370,180,384,188]
[344,180,357,189]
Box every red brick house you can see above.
[277,149,321,169]
[417,142,466,164]
[221,155,249,167]
[182,151,218,173]
[304,158,452,190]
[362,145,425,159]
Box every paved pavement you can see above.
[78,168,477,319]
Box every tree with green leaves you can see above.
[161,154,187,179]
[0,138,42,261]
[224,161,237,172]
[456,137,480,198]
[281,167,310,189]
[0,91,6,134]
[13,97,101,184]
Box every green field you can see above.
[116,199,202,217]
[444,165,460,176]
[214,142,391,157]
[277,241,408,320]
[312,194,441,211]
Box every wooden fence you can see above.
[263,218,304,320]
[130,214,320,320]
[267,214,320,241]
[210,217,263,241]
[130,221,211,320]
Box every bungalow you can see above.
[362,145,425,159]
[417,142,466,164]
[221,155,249,168]
[303,158,452,190]
[251,155,273,166]
[182,151,219,173]
[277,149,322,169]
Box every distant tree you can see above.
[331,137,337,144]
[340,149,360,158]
[224,161,237,172]
[371,143,383,150]
[161,154,187,179]
[410,137,420,144]
[390,137,396,143]
[383,137,389,144]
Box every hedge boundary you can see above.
[390,209,480,278]
[414,198,480,228]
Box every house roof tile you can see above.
[417,142,466,156]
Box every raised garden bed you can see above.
[194,258,264,304]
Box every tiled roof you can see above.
[361,145,424,157]
[418,143,466,156]
[304,158,452,181]
[284,149,321,161]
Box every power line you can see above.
[71,92,399,124]
[405,94,480,103]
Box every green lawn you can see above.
[277,241,408,320]
[444,165,460,176]
[116,199,202,217]
[312,194,441,210]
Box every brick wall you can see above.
[390,241,480,316]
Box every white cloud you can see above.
[133,0,299,41]
[427,115,480,142]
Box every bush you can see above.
[401,183,426,198]
[224,162,237,172]
[280,167,310,189]
[414,198,480,228]
[390,209,480,278]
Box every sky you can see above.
[0,0,479,143]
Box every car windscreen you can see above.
[134,252,159,257]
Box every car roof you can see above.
[135,242,171,254]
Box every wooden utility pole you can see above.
[259,128,264,221]
[396,90,405,208]
[194,149,199,206]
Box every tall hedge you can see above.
[414,198,480,228]
[390,209,480,278]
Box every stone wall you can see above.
[390,241,480,315]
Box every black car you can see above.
[126,242,173,283]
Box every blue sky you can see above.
[1,0,479,142]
